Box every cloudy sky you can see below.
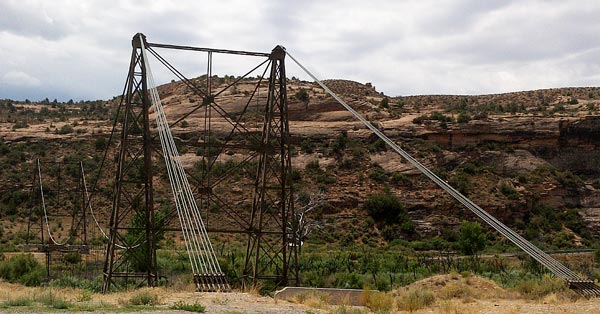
[1,0,600,101]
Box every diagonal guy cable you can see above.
[140,41,228,290]
[285,49,583,281]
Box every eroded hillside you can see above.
[1,78,600,252]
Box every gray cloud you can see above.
[1,0,600,101]
[0,2,70,40]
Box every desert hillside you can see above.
[1,78,600,304]
[1,78,600,249]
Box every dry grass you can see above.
[400,273,516,301]
[2,277,600,314]
[438,282,476,301]
[127,287,161,306]
[1,288,74,309]
[240,281,264,296]
[514,274,573,300]
[360,290,394,313]
[326,304,367,314]
[395,288,436,312]
[291,290,331,309]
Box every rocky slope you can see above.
[1,78,600,249]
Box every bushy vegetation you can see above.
[294,88,310,103]
[123,209,169,273]
[0,253,45,286]
[3,290,73,309]
[412,111,453,125]
[523,203,591,244]
[170,301,206,312]
[129,288,160,306]
[363,193,408,224]
[457,221,487,256]
[514,274,567,299]
[499,182,519,200]
[395,288,435,311]
[49,275,103,292]
[58,124,74,134]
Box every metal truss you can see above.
[102,33,297,291]
[102,34,158,292]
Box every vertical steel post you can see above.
[243,46,296,286]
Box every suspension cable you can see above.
[81,162,143,250]
[141,41,228,290]
[36,159,68,246]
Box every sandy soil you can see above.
[2,277,600,313]
[0,280,316,314]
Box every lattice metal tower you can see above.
[102,34,158,292]
[102,33,297,291]
[243,46,295,285]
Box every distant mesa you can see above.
[321,79,382,97]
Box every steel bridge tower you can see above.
[102,33,297,291]
[102,34,158,292]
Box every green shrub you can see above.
[49,275,102,292]
[4,296,33,307]
[457,112,471,123]
[368,139,387,153]
[457,221,487,256]
[58,124,74,134]
[36,290,72,309]
[305,159,321,172]
[412,115,427,125]
[170,301,206,312]
[51,299,72,309]
[380,98,390,108]
[129,289,160,306]
[514,275,566,299]
[400,220,416,234]
[364,193,408,224]
[295,88,309,103]
[368,167,388,183]
[63,252,82,264]
[391,172,410,185]
[0,253,45,286]
[448,172,470,196]
[551,231,575,249]
[499,182,519,200]
[94,137,108,150]
[430,111,452,123]
[329,132,349,155]
[300,139,316,154]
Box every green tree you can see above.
[380,97,389,108]
[123,207,168,272]
[364,192,408,224]
[457,221,487,256]
[94,137,108,150]
[0,253,45,286]
[457,112,471,124]
[295,88,310,109]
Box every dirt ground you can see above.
[1,277,600,313]
[0,280,314,314]
[390,274,600,314]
